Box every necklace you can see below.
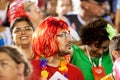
[86,45,102,67]
[58,57,68,78]
[86,45,106,80]
[40,57,68,79]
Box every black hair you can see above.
[80,18,110,45]
[10,16,34,33]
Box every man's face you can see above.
[56,0,72,16]
[89,40,110,58]
[57,30,73,56]
[61,0,72,15]
[25,3,42,29]
[86,1,107,17]
[12,21,33,46]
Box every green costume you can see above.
[71,45,113,80]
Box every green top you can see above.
[71,45,113,80]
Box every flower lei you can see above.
[40,57,68,79]
[58,57,68,78]
[40,57,49,78]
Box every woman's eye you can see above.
[25,27,32,31]
[14,29,21,33]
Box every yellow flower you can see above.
[41,70,49,78]
[59,66,68,72]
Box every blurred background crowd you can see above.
[0,0,120,46]
[0,0,120,80]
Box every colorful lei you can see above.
[40,57,68,79]
[40,57,49,78]
[58,57,68,78]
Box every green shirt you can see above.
[71,45,113,80]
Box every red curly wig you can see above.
[32,16,70,58]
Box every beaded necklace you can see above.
[40,57,68,79]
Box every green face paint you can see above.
[106,24,117,40]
